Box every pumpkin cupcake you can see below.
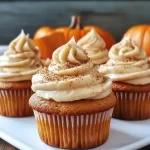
[99,37,150,120]
[77,29,108,65]
[29,38,116,149]
[0,30,42,117]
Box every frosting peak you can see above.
[52,37,88,65]
[0,30,42,82]
[109,37,146,60]
[99,38,150,85]
[50,37,92,76]
[78,29,108,64]
[7,30,38,55]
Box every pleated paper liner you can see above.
[113,91,150,120]
[0,89,33,117]
[33,108,113,149]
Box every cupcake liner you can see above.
[33,108,113,149]
[113,91,150,120]
[0,89,33,117]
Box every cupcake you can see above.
[99,37,150,120]
[77,29,108,65]
[0,30,42,117]
[29,38,116,149]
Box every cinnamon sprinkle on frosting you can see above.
[31,37,112,102]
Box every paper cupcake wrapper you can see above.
[113,91,150,120]
[0,89,33,117]
[33,108,113,149]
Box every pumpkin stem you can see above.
[70,16,83,29]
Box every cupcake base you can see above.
[0,81,33,117]
[113,82,150,120]
[34,109,113,149]
[113,91,150,120]
[30,93,116,149]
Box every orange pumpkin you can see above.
[56,16,115,49]
[34,16,116,59]
[33,32,66,59]
[124,25,150,56]
[34,26,54,38]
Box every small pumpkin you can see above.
[34,16,116,59]
[56,16,115,49]
[33,32,66,59]
[124,25,150,56]
[34,26,54,38]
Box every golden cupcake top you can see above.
[0,30,42,82]
[99,37,150,85]
[77,29,108,64]
[32,37,112,102]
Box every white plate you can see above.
[0,46,150,150]
[0,46,8,55]
[0,116,150,150]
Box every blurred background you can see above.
[0,0,150,44]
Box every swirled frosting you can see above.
[0,30,42,82]
[41,58,51,68]
[32,37,112,102]
[77,29,108,64]
[99,37,150,85]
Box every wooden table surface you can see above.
[0,139,150,150]
[0,139,18,150]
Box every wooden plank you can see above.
[0,1,149,44]
[0,138,150,150]
[0,139,18,150]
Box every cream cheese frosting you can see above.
[99,37,150,85]
[0,30,42,82]
[41,58,51,68]
[77,29,108,65]
[32,37,112,102]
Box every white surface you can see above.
[0,46,150,150]
[0,116,150,150]
[0,46,8,54]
